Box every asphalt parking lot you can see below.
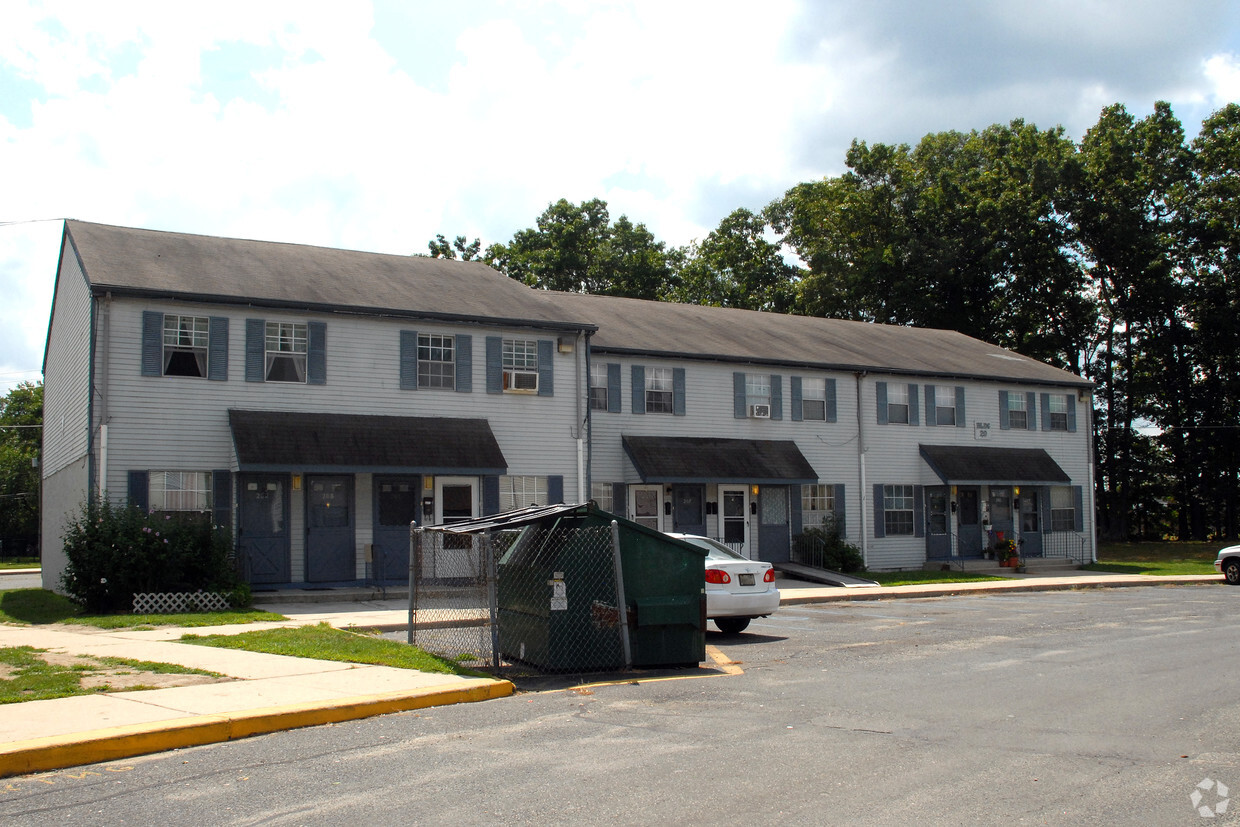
[1,584,1236,825]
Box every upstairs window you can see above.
[886,383,910,424]
[265,322,307,382]
[162,315,209,377]
[933,386,956,426]
[746,373,771,418]
[1048,394,1068,431]
[645,367,674,414]
[418,334,455,389]
[589,363,609,411]
[502,338,539,392]
[1007,392,1028,429]
[801,377,827,421]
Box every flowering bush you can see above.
[60,498,245,612]
[995,538,1018,561]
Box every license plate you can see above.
[739,573,755,586]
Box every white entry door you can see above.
[430,477,478,578]
[718,485,751,558]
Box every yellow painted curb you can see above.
[0,679,513,779]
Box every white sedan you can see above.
[667,533,780,634]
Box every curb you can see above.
[778,574,1223,605]
[0,679,513,779]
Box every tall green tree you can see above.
[485,198,675,299]
[673,208,797,311]
[0,381,42,556]
[426,234,482,261]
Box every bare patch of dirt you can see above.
[14,649,232,693]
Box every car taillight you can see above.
[705,570,731,584]
[763,568,775,583]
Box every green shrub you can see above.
[794,520,866,573]
[60,499,244,613]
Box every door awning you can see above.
[228,410,507,474]
[622,435,817,485]
[919,444,1071,485]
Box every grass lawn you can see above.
[182,622,483,677]
[863,571,1009,587]
[0,645,223,704]
[1083,541,1225,576]
[0,587,286,628]
[0,559,39,570]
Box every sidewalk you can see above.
[0,570,1224,778]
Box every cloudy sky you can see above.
[3,0,1240,395]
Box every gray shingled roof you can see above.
[64,220,588,331]
[63,220,1088,387]
[548,290,1089,387]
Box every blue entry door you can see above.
[306,475,355,582]
[373,475,420,582]
[956,487,982,556]
[672,485,706,536]
[925,486,951,559]
[238,474,290,584]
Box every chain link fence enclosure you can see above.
[408,521,629,675]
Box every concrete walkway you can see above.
[0,569,1224,778]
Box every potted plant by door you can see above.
[996,538,1018,567]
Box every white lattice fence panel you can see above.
[132,591,231,614]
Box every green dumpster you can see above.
[492,503,706,671]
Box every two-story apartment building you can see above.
[41,221,1095,591]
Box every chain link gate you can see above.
[407,520,631,675]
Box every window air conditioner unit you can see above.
[749,404,771,419]
[503,370,539,393]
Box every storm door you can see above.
[925,486,951,559]
[672,485,706,537]
[718,485,750,558]
[430,477,479,580]
[988,486,1014,546]
[956,486,982,556]
[631,486,663,532]
[238,474,290,584]
[373,475,420,583]
[306,475,355,582]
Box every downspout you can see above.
[1085,388,1098,563]
[576,330,586,503]
[855,371,868,567]
[97,293,111,497]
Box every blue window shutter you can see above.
[485,337,502,394]
[207,317,228,381]
[537,339,554,396]
[307,321,327,385]
[733,372,746,418]
[128,470,149,511]
[913,485,925,538]
[1073,486,1084,532]
[771,375,783,420]
[1040,393,1051,431]
[612,482,627,516]
[826,379,837,423]
[999,390,1010,429]
[212,470,232,530]
[925,385,937,426]
[482,476,500,515]
[673,368,686,416]
[955,386,966,428]
[1027,391,1037,430]
[141,311,163,376]
[548,475,564,504]
[607,363,621,413]
[908,383,920,426]
[790,484,803,534]
[455,334,472,392]
[873,484,885,538]
[245,319,265,382]
[876,382,888,425]
[631,365,646,414]
[400,330,418,390]
[1066,394,1077,432]
[833,484,846,537]
[790,377,803,422]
